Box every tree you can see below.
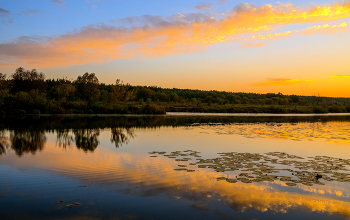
[110,79,135,104]
[137,87,155,101]
[51,81,75,103]
[0,73,9,107]
[11,67,46,93]
[74,72,100,105]
[13,89,47,112]
[29,89,47,110]
[242,96,249,104]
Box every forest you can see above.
[1,67,350,115]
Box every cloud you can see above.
[239,43,266,49]
[218,0,230,5]
[51,0,65,7]
[235,21,350,44]
[17,9,42,16]
[330,75,350,78]
[0,8,10,15]
[0,7,13,24]
[1,1,350,69]
[196,3,212,10]
[91,5,97,9]
[176,13,185,18]
[251,78,314,87]
[303,22,350,35]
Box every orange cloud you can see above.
[330,75,350,78]
[251,78,314,87]
[1,1,350,68]
[239,21,349,43]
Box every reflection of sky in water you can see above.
[1,120,350,219]
[198,121,350,144]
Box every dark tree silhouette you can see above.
[11,67,47,93]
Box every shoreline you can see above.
[3,112,350,117]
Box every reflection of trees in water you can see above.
[56,129,74,149]
[10,130,46,156]
[0,145,5,155]
[73,129,100,152]
[56,127,135,151]
[110,127,135,148]
[0,131,9,155]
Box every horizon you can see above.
[1,0,350,97]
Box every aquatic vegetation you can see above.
[66,202,80,208]
[149,150,350,186]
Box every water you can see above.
[1,115,350,220]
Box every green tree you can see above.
[13,90,47,112]
[242,96,249,104]
[29,89,47,110]
[272,97,280,105]
[0,73,9,107]
[110,79,136,104]
[74,72,100,105]
[51,82,75,103]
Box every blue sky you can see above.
[0,0,338,41]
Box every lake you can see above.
[1,114,350,220]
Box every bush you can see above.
[313,106,328,113]
[140,104,166,114]
[33,109,41,115]
[18,109,27,115]
[49,103,66,114]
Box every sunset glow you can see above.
[1,0,350,96]
[3,140,350,218]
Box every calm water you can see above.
[1,115,350,220]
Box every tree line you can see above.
[1,67,350,115]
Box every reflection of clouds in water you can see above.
[195,122,350,143]
[6,143,350,219]
[272,180,349,198]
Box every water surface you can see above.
[1,115,350,220]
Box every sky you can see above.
[1,0,350,97]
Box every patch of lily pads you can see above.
[149,150,350,186]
